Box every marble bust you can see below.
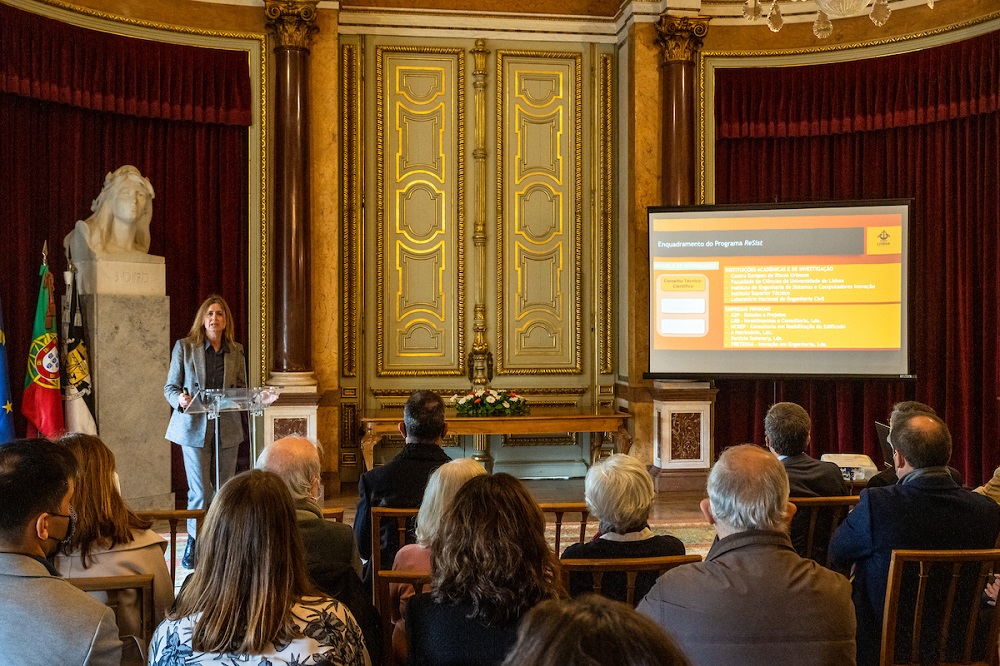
[64,165,159,264]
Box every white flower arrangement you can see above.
[450,388,529,416]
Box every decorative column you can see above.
[655,15,708,206]
[263,1,320,454]
[468,39,493,387]
[650,16,715,491]
[266,0,318,387]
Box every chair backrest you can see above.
[321,507,345,522]
[560,554,702,606]
[67,574,156,653]
[370,506,420,588]
[135,509,205,584]
[788,495,859,567]
[538,502,590,555]
[881,548,1000,666]
[374,568,433,665]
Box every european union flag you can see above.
[0,295,15,443]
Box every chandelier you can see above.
[742,0,936,38]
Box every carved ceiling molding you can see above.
[265,0,319,48]
[656,15,710,64]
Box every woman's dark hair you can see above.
[430,473,563,625]
[502,595,691,666]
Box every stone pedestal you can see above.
[79,261,173,510]
[650,381,717,492]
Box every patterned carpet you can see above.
[547,519,715,559]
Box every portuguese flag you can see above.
[22,257,64,438]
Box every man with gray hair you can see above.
[637,445,856,665]
[256,436,360,578]
[256,436,381,664]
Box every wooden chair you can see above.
[67,574,156,654]
[321,506,346,522]
[880,549,1000,666]
[135,509,205,584]
[560,554,702,606]
[538,501,590,555]
[787,495,859,567]
[373,569,433,666]
[369,506,421,606]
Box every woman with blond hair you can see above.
[163,294,246,568]
[561,454,685,604]
[390,457,487,662]
[147,470,370,665]
[406,473,563,665]
[54,433,174,638]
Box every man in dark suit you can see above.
[765,402,847,563]
[354,390,451,587]
[829,412,1000,665]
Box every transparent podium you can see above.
[185,387,279,490]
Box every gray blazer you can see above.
[164,338,246,448]
[0,552,122,665]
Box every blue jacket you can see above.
[828,469,1000,665]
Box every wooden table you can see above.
[360,408,632,472]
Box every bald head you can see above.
[707,445,790,534]
[255,437,321,501]
[889,413,951,470]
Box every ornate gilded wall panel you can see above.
[598,53,614,375]
[376,46,466,376]
[341,43,360,378]
[497,50,582,374]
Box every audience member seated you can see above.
[0,438,122,665]
[830,411,1000,666]
[561,453,684,604]
[390,457,486,663]
[637,445,856,665]
[255,436,379,666]
[764,402,847,563]
[867,401,963,489]
[355,390,451,588]
[501,594,691,666]
[406,473,563,666]
[53,433,174,639]
[147,470,370,665]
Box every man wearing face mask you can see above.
[0,438,122,665]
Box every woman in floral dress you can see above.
[147,470,370,666]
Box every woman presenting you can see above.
[164,295,246,569]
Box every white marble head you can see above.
[65,165,156,263]
[87,165,155,254]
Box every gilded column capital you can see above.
[265,0,319,49]
[655,15,709,65]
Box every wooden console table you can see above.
[360,408,632,473]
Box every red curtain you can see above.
[0,5,251,495]
[0,4,252,125]
[713,31,1000,484]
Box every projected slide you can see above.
[648,202,910,377]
